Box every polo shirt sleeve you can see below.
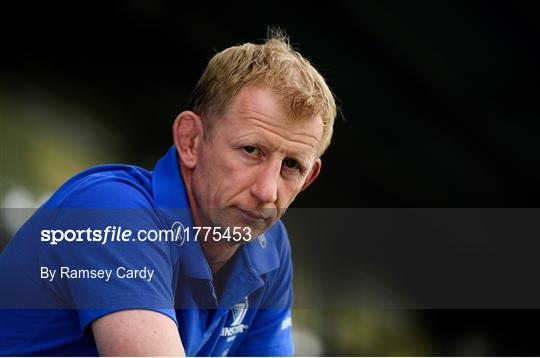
[40,178,178,334]
[235,223,294,356]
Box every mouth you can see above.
[235,208,272,222]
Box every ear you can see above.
[300,158,322,192]
[172,111,204,169]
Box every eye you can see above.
[243,146,257,154]
[283,158,299,170]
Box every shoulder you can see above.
[43,164,154,209]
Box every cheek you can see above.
[206,151,252,205]
[223,163,256,198]
[191,168,212,207]
[276,180,304,208]
[193,152,226,206]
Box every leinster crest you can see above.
[230,297,248,326]
[221,297,249,338]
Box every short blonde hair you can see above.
[188,30,336,155]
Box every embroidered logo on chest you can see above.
[220,296,249,338]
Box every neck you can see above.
[200,240,240,274]
[179,160,239,274]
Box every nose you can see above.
[250,160,281,204]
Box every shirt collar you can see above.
[242,232,280,274]
[152,145,280,280]
[152,145,190,209]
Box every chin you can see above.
[207,207,277,240]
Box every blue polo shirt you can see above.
[0,145,294,356]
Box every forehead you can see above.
[219,86,324,154]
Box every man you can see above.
[0,32,336,356]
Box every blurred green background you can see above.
[2,0,540,355]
